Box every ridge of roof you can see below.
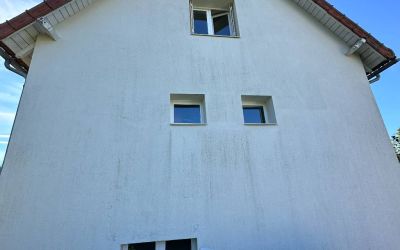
[312,0,395,60]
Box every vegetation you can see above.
[392,128,400,162]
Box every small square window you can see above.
[128,242,155,250]
[122,239,197,250]
[190,0,239,37]
[241,95,277,125]
[243,106,266,124]
[174,105,201,123]
[166,239,192,250]
[171,94,206,124]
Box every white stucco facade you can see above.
[1,0,400,249]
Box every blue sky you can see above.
[0,0,399,165]
[0,0,41,165]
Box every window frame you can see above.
[170,94,207,125]
[165,239,194,250]
[242,105,267,124]
[125,242,156,250]
[192,9,210,35]
[190,1,239,37]
[211,10,232,36]
[173,104,202,124]
[241,95,277,125]
[122,239,197,250]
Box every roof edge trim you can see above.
[312,0,396,60]
[0,0,73,40]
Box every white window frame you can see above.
[241,95,277,125]
[242,103,267,124]
[170,94,207,125]
[190,3,238,37]
[122,239,197,250]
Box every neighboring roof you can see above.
[0,0,397,80]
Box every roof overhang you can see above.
[0,0,97,77]
[292,0,398,80]
[0,0,397,81]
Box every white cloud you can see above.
[0,0,41,22]
[0,64,7,72]
[0,149,4,166]
[0,90,21,104]
[0,71,24,113]
[0,112,15,124]
[0,141,6,166]
[0,81,23,104]
[0,134,9,138]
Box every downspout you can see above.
[0,48,27,78]
[346,39,398,84]
[4,59,27,78]
[368,74,380,84]
[367,58,399,84]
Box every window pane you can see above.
[243,106,266,123]
[128,242,155,250]
[166,239,192,250]
[212,10,230,36]
[193,10,208,34]
[174,105,201,123]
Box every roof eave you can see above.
[0,0,73,40]
[0,0,397,81]
[312,0,396,60]
[0,0,96,77]
[293,0,397,81]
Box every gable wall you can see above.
[1,0,400,249]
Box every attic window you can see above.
[190,0,239,37]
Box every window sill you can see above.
[171,123,207,126]
[191,33,240,39]
[244,123,277,126]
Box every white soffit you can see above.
[292,0,386,73]
[1,0,97,66]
